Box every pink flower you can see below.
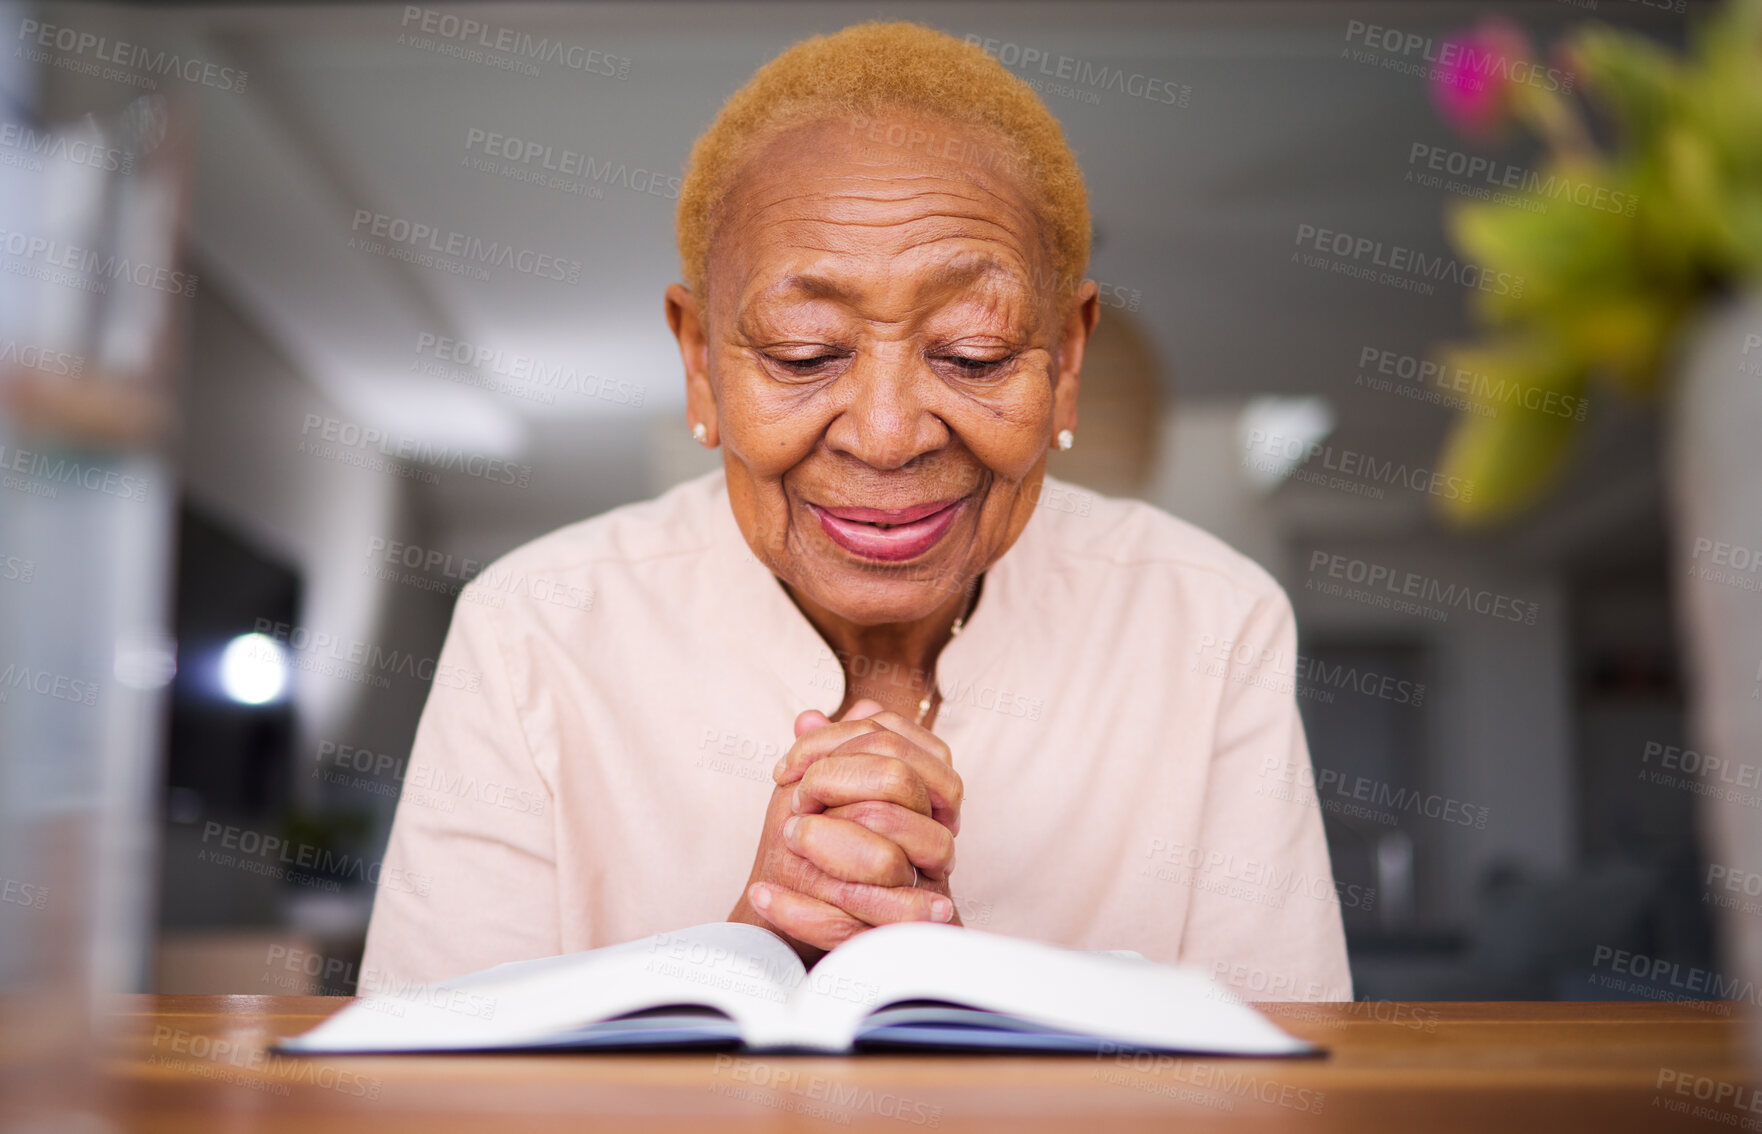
[1432,19,1536,137]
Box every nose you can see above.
[822,346,949,471]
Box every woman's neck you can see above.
[784,579,979,721]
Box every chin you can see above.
[794,560,970,627]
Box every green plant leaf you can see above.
[1436,392,1584,524]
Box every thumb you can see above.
[841,698,886,721]
[794,709,832,738]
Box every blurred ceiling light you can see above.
[1237,396,1336,492]
[218,632,288,705]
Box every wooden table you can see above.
[68,997,1761,1131]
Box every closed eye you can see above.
[775,354,842,372]
[938,354,1015,378]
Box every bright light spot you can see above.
[1237,396,1336,491]
[115,633,178,690]
[219,633,288,705]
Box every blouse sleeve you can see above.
[1177,585,1355,1001]
[359,589,560,991]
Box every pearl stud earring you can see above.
[1056,429,1075,452]
[691,423,708,445]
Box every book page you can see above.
[784,924,1315,1055]
[280,922,805,1053]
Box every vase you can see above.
[1667,288,1762,1059]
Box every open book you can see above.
[279,922,1317,1056]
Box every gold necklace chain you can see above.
[915,590,975,727]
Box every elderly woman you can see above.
[363,22,1351,1002]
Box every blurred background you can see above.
[2,0,1749,1038]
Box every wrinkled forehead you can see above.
[708,112,1057,318]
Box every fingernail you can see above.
[750,884,771,911]
[931,898,954,923]
[772,758,787,780]
[792,787,803,811]
[783,816,801,841]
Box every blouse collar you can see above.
[702,472,1034,718]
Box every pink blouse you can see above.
[362,470,1353,1001]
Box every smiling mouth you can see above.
[806,498,968,562]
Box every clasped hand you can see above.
[730,698,964,961]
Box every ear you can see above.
[1052,279,1100,439]
[665,282,719,447]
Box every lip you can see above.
[807,497,967,562]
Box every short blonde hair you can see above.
[675,21,1091,297]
